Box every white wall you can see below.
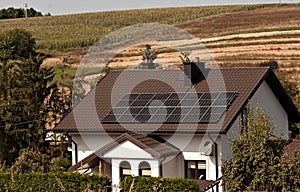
[71,133,120,165]
[111,159,159,186]
[221,118,240,161]
[250,81,289,138]
[222,80,289,163]
[104,140,153,159]
[160,134,221,181]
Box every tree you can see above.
[222,105,300,191]
[0,29,36,61]
[0,29,54,165]
[0,7,44,20]
[222,106,284,191]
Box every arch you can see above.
[138,161,151,177]
[119,161,131,180]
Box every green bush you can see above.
[0,172,110,192]
[120,176,201,192]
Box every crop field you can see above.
[0,4,281,52]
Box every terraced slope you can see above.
[108,6,300,82]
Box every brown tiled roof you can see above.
[284,140,300,158]
[69,132,180,171]
[54,67,299,134]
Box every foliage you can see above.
[0,29,55,165]
[0,4,279,52]
[0,172,110,192]
[45,82,73,129]
[222,105,300,191]
[10,149,50,173]
[0,7,43,20]
[49,156,72,172]
[259,60,279,70]
[276,152,300,191]
[120,176,201,192]
[0,29,36,61]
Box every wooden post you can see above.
[99,160,102,176]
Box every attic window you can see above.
[102,91,238,124]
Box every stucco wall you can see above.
[250,81,289,138]
[71,133,120,165]
[221,118,240,161]
[222,80,289,162]
[160,134,221,181]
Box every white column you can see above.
[130,160,139,177]
[150,160,159,177]
[111,159,120,187]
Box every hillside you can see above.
[0,4,284,52]
[0,4,299,84]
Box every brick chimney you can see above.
[184,57,205,87]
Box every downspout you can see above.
[208,134,219,192]
[159,157,166,177]
[66,132,78,164]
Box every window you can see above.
[119,161,131,180]
[139,161,151,177]
[185,160,206,180]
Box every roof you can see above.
[54,67,299,134]
[284,140,300,158]
[69,132,179,171]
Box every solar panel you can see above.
[102,91,238,124]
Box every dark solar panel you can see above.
[102,91,238,124]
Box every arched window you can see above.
[138,161,151,177]
[119,161,131,180]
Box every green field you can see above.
[0,4,279,53]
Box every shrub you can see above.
[120,176,201,192]
[0,172,110,192]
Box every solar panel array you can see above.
[102,92,238,124]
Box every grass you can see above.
[52,67,77,83]
[0,4,282,53]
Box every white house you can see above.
[53,61,299,191]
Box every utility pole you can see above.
[25,3,28,18]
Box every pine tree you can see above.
[0,29,54,165]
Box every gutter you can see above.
[66,132,78,164]
[208,134,219,192]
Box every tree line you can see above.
[0,7,49,20]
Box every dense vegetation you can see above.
[0,172,110,191]
[0,7,45,19]
[0,29,71,168]
[120,176,200,192]
[222,106,300,191]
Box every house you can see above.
[53,61,299,191]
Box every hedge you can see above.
[0,172,110,192]
[120,176,201,192]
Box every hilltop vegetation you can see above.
[0,7,45,20]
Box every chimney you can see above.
[184,57,205,86]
